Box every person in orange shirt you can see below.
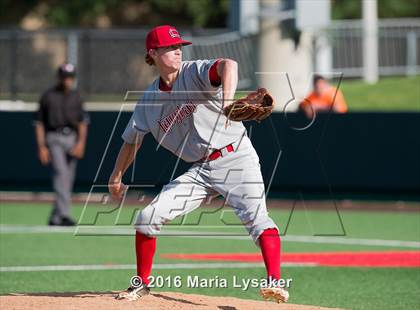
[299,75,348,118]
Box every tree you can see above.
[332,0,420,20]
[0,0,229,28]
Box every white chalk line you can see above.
[1,224,419,248]
[0,262,317,273]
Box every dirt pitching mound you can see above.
[1,291,340,310]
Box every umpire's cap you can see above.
[57,63,76,78]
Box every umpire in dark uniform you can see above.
[34,63,89,226]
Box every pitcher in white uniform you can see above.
[108,25,289,303]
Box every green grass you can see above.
[235,76,420,111]
[0,93,126,103]
[340,76,420,111]
[0,202,419,309]
[3,76,419,112]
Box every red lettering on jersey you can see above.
[158,101,197,134]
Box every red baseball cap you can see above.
[146,25,192,51]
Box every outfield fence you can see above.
[326,18,420,77]
[0,18,419,100]
[0,28,256,100]
[1,111,419,194]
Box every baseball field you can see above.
[0,199,419,309]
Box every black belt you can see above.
[48,127,76,135]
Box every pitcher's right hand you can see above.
[108,177,127,199]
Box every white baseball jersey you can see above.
[122,60,246,162]
[123,58,278,243]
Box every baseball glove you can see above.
[224,88,275,122]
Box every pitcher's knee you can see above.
[134,206,164,236]
[134,224,156,236]
[247,217,278,243]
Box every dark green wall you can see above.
[1,111,419,195]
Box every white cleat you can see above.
[115,285,150,301]
[260,287,290,303]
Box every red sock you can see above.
[259,228,281,280]
[135,231,156,286]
